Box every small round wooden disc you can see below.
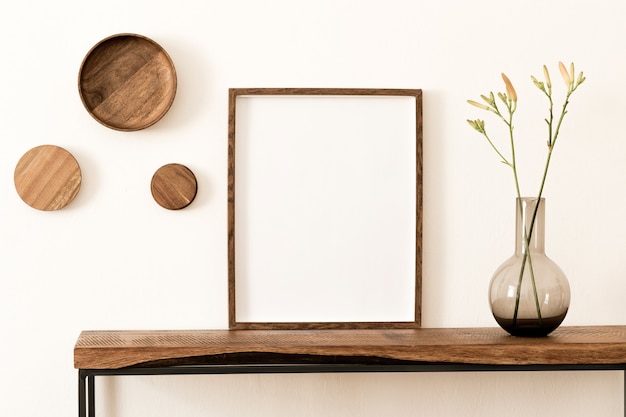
[14,145,82,211]
[151,163,197,210]
[78,33,177,131]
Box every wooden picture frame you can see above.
[228,88,422,330]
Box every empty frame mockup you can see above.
[228,88,422,330]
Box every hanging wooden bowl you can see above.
[151,163,198,210]
[78,33,177,131]
[14,145,82,211]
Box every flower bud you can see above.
[467,119,486,133]
[467,100,490,111]
[531,75,544,91]
[480,94,494,105]
[543,65,551,88]
[501,73,517,102]
[559,61,571,87]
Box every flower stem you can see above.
[502,98,542,327]
[513,79,574,325]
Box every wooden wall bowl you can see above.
[151,163,197,210]
[14,145,82,211]
[78,33,177,131]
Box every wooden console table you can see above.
[74,326,626,417]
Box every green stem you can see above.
[521,85,555,323]
[512,205,540,325]
[514,86,573,325]
[503,99,541,326]
[479,98,535,327]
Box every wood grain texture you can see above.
[74,326,626,369]
[78,33,176,131]
[227,88,423,330]
[14,145,81,211]
[151,163,197,210]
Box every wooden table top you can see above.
[74,326,626,369]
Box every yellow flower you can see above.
[501,73,517,102]
[559,61,571,87]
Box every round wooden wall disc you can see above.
[78,33,177,131]
[151,163,197,210]
[14,145,82,211]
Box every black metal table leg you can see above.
[78,370,86,417]
[79,371,96,417]
[88,374,95,417]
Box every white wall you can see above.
[0,0,624,416]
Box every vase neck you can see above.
[515,197,545,255]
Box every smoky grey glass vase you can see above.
[489,197,570,336]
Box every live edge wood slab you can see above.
[74,326,626,370]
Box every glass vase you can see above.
[489,197,570,336]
